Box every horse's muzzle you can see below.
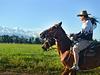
[42,46,48,51]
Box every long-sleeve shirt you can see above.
[82,19,93,34]
[77,19,93,40]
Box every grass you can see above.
[0,43,62,74]
[0,43,100,75]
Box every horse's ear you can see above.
[58,22,62,26]
[54,22,62,28]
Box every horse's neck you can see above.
[55,27,72,54]
[56,35,71,54]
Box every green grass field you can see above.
[0,43,100,75]
[0,43,62,75]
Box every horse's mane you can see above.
[56,26,72,52]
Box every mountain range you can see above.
[0,26,38,38]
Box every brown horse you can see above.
[40,22,100,75]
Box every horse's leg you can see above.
[61,68,76,75]
[61,50,75,75]
[69,69,76,75]
[61,51,72,68]
[61,68,70,75]
[61,60,72,74]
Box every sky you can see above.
[0,0,100,40]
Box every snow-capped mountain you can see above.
[0,26,37,38]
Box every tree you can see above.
[34,37,41,44]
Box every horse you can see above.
[40,22,100,75]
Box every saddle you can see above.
[79,41,100,65]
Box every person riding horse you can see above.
[71,10,98,70]
[40,21,100,74]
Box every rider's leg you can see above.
[71,45,79,70]
[71,40,90,70]
[73,46,79,65]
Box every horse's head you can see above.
[40,21,72,51]
[40,22,62,39]
[40,22,62,50]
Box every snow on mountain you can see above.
[0,26,36,38]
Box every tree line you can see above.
[0,35,41,44]
[0,35,99,44]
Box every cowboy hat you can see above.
[77,10,91,16]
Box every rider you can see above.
[71,10,98,70]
